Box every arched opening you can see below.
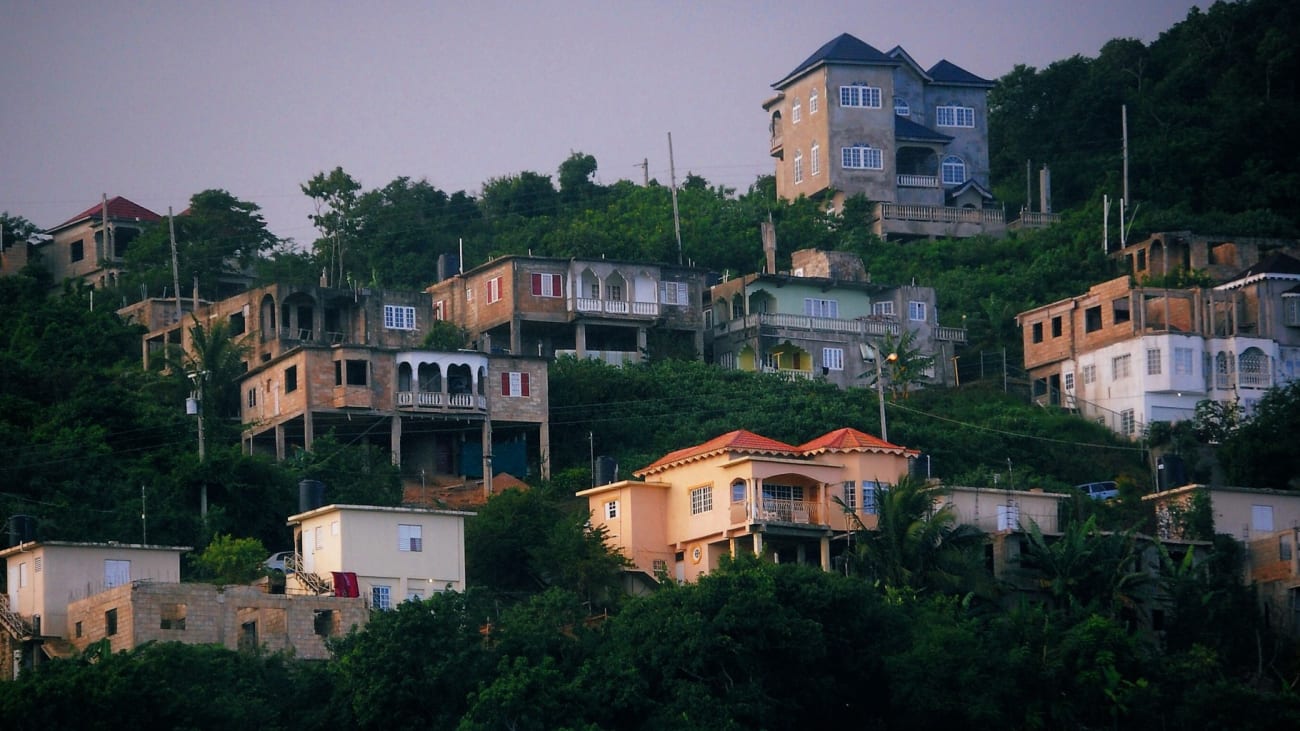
[580,268,600,301]
[606,271,626,301]
[447,364,472,395]
[418,363,441,393]
[1239,347,1270,387]
[259,294,277,342]
[895,146,937,178]
[941,155,966,186]
[477,366,487,395]
[397,363,413,392]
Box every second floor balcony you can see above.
[570,297,660,319]
[718,312,901,338]
[395,390,487,413]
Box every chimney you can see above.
[761,220,777,274]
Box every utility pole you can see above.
[668,132,683,266]
[1122,104,1129,208]
[639,158,649,186]
[169,207,182,325]
[141,484,147,544]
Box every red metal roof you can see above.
[51,196,162,230]
[637,430,801,475]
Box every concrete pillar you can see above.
[576,323,587,357]
[275,423,285,461]
[539,422,551,480]
[390,415,402,466]
[752,532,763,557]
[820,536,831,572]
[637,326,647,356]
[510,315,522,355]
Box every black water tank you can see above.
[298,480,326,512]
[7,515,36,547]
[1158,454,1187,491]
[437,253,460,283]
[594,456,618,486]
[908,454,931,480]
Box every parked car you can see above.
[264,550,296,574]
[1077,481,1119,501]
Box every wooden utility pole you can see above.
[169,207,182,324]
[668,133,682,265]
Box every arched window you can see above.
[894,97,910,116]
[941,155,966,185]
[810,141,821,176]
[478,366,487,395]
[809,87,819,114]
[1239,347,1270,387]
[794,150,804,183]
[397,363,413,392]
[731,479,746,502]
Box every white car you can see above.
[1077,481,1119,501]
[264,550,296,574]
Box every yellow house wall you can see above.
[296,506,468,601]
[584,482,672,576]
[1,544,184,638]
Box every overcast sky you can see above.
[1,0,1203,246]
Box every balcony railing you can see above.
[934,325,967,343]
[1013,211,1062,228]
[878,202,1005,225]
[755,498,822,525]
[897,174,939,188]
[571,297,660,318]
[730,312,901,338]
[761,366,815,381]
[396,390,486,411]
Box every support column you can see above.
[275,423,285,461]
[304,411,315,452]
[820,536,831,572]
[637,326,648,357]
[510,315,522,354]
[796,543,806,565]
[539,422,551,480]
[576,323,587,358]
[752,532,763,557]
[390,414,402,467]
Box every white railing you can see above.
[761,366,815,381]
[935,326,968,343]
[897,174,939,188]
[395,391,484,410]
[570,298,659,318]
[555,349,643,366]
[755,498,822,524]
[878,203,1005,225]
[1014,211,1061,227]
[761,312,862,333]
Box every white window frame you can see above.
[908,301,927,322]
[894,97,910,116]
[941,155,966,185]
[936,105,975,128]
[372,585,392,611]
[105,559,130,589]
[731,480,746,503]
[842,481,857,512]
[1121,408,1136,435]
[823,347,845,371]
[1174,347,1194,376]
[1064,372,1075,391]
[810,141,821,176]
[531,273,563,298]
[487,276,502,304]
[804,298,838,318]
[840,84,882,108]
[398,524,423,552]
[383,304,417,330]
[1252,504,1275,533]
[872,301,895,317]
[690,485,713,515]
[842,145,883,170]
[1113,353,1132,380]
[861,481,889,515]
[793,149,804,184]
[605,500,618,519]
[659,281,688,306]
[792,98,802,123]
[502,371,530,397]
[1146,348,1162,375]
[809,87,819,114]
[1082,364,1097,384]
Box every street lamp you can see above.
[862,343,898,442]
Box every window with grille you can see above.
[690,486,713,515]
[383,305,416,330]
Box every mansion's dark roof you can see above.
[927,59,994,88]
[895,115,953,143]
[774,33,896,87]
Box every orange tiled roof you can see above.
[52,196,162,230]
[797,427,907,454]
[637,430,801,475]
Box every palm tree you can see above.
[841,476,988,595]
[1019,516,1151,619]
[177,316,251,452]
[860,328,934,400]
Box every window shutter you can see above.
[521,372,530,396]
[501,372,510,395]
[532,273,542,295]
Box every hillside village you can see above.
[2,2,1300,727]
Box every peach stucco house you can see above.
[578,428,916,585]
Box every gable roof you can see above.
[637,429,801,476]
[797,427,909,455]
[895,115,953,143]
[886,46,932,82]
[949,178,996,201]
[1228,252,1300,280]
[773,33,897,88]
[927,59,994,88]
[50,196,162,232]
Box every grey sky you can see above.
[1,0,1202,246]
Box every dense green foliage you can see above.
[1,1,1298,724]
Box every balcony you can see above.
[897,174,939,188]
[332,385,373,409]
[395,390,486,413]
[555,349,643,367]
[934,325,967,343]
[570,297,660,319]
[1009,210,1063,229]
[722,313,901,338]
[760,366,815,381]
[755,497,823,525]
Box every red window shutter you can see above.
[531,273,542,295]
[521,373,530,396]
[551,274,562,297]
[501,372,510,395]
